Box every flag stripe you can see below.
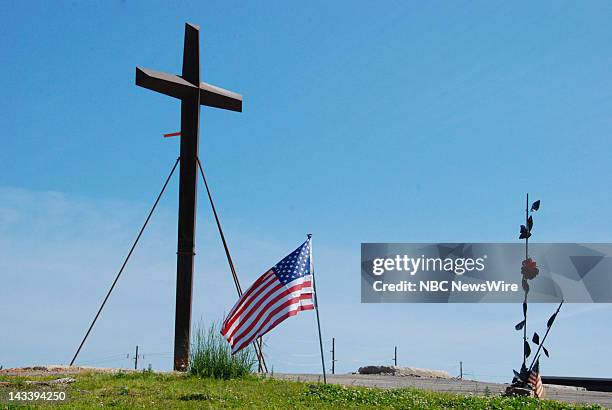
[223,280,285,338]
[222,271,276,334]
[529,369,545,398]
[232,302,314,353]
[225,270,274,320]
[226,278,312,343]
[223,275,310,338]
[230,294,308,350]
[230,292,314,349]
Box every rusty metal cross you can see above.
[136,22,242,371]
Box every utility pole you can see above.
[331,338,335,375]
[394,346,397,366]
[460,361,463,379]
[132,345,141,370]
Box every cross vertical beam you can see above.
[135,22,243,371]
[174,23,200,372]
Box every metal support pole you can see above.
[69,158,179,366]
[460,361,463,379]
[523,193,529,369]
[196,158,267,373]
[309,234,327,384]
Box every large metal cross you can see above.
[135,22,242,371]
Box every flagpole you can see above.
[308,234,327,384]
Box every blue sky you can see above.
[1,1,612,380]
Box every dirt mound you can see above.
[358,365,451,379]
[0,365,136,377]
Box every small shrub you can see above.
[188,320,256,379]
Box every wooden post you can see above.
[134,345,139,370]
[331,338,335,375]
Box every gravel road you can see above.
[272,373,612,408]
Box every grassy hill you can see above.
[0,371,603,409]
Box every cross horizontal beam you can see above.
[200,82,242,112]
[136,67,196,100]
[136,67,242,112]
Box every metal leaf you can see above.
[519,225,532,239]
[547,312,557,328]
[532,332,540,345]
[533,358,540,373]
[531,200,540,212]
[524,340,531,358]
[527,215,533,231]
[543,346,549,358]
[515,320,526,330]
[520,363,529,376]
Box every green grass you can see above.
[188,321,256,379]
[0,371,603,409]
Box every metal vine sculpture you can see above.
[511,195,564,395]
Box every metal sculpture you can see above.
[136,22,242,371]
[510,196,564,397]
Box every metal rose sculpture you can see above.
[521,258,539,280]
[510,195,563,397]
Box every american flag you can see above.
[221,238,315,354]
[528,360,545,399]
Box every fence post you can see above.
[331,338,335,375]
[394,346,397,366]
